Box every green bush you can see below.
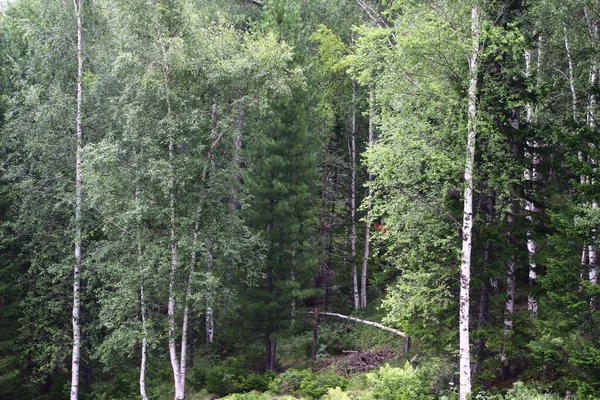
[269,368,313,394]
[299,369,348,399]
[321,387,354,400]
[269,368,348,399]
[366,362,433,400]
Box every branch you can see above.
[245,0,264,7]
[309,311,406,337]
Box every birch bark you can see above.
[360,85,375,309]
[351,80,359,310]
[459,4,479,399]
[70,1,84,398]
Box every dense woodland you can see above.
[2,0,600,399]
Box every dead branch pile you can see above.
[336,348,395,375]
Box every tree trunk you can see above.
[206,250,214,343]
[585,3,599,288]
[501,119,519,367]
[308,311,406,337]
[140,283,149,400]
[459,4,479,399]
[311,306,319,361]
[71,1,84,398]
[351,80,359,310]
[564,25,578,122]
[524,37,543,318]
[360,85,375,309]
[159,35,184,400]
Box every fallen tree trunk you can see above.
[308,311,406,337]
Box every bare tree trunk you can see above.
[459,5,479,399]
[206,250,214,343]
[351,80,359,310]
[311,306,319,361]
[585,3,599,288]
[159,35,184,400]
[140,283,149,400]
[361,85,375,309]
[524,35,543,318]
[308,311,406,337]
[501,116,519,367]
[564,25,578,122]
[136,191,150,400]
[70,1,84,398]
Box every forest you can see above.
[1,0,600,399]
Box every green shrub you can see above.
[299,369,348,399]
[322,387,353,400]
[366,362,433,400]
[233,372,274,393]
[269,368,348,399]
[269,368,313,394]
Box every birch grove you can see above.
[3,0,600,398]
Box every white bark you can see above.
[309,311,406,337]
[158,35,184,400]
[360,86,375,309]
[140,283,149,400]
[351,80,359,310]
[70,1,83,398]
[459,5,479,399]
[564,25,577,122]
[585,3,599,287]
[524,36,543,318]
[206,250,214,343]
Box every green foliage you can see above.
[269,368,348,399]
[366,362,433,400]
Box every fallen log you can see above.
[308,311,406,337]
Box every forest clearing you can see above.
[1,0,600,399]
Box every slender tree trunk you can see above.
[564,25,578,122]
[206,250,214,343]
[524,36,543,318]
[459,4,479,399]
[159,36,184,400]
[351,80,359,310]
[311,306,319,361]
[136,190,150,400]
[140,283,149,400]
[501,122,519,367]
[70,1,84,398]
[585,3,599,288]
[360,85,375,309]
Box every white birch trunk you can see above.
[360,85,375,309]
[70,1,83,398]
[585,3,599,287]
[140,283,149,400]
[206,250,214,343]
[459,5,479,399]
[308,311,406,337]
[524,36,543,318]
[351,80,359,310]
[159,36,184,400]
[564,25,578,122]
[136,191,149,400]
[502,117,518,363]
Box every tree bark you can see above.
[360,85,375,309]
[459,4,479,399]
[158,33,184,400]
[71,1,84,398]
[585,3,599,288]
[564,25,578,122]
[311,306,319,361]
[309,311,406,337]
[351,80,359,310]
[140,283,149,400]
